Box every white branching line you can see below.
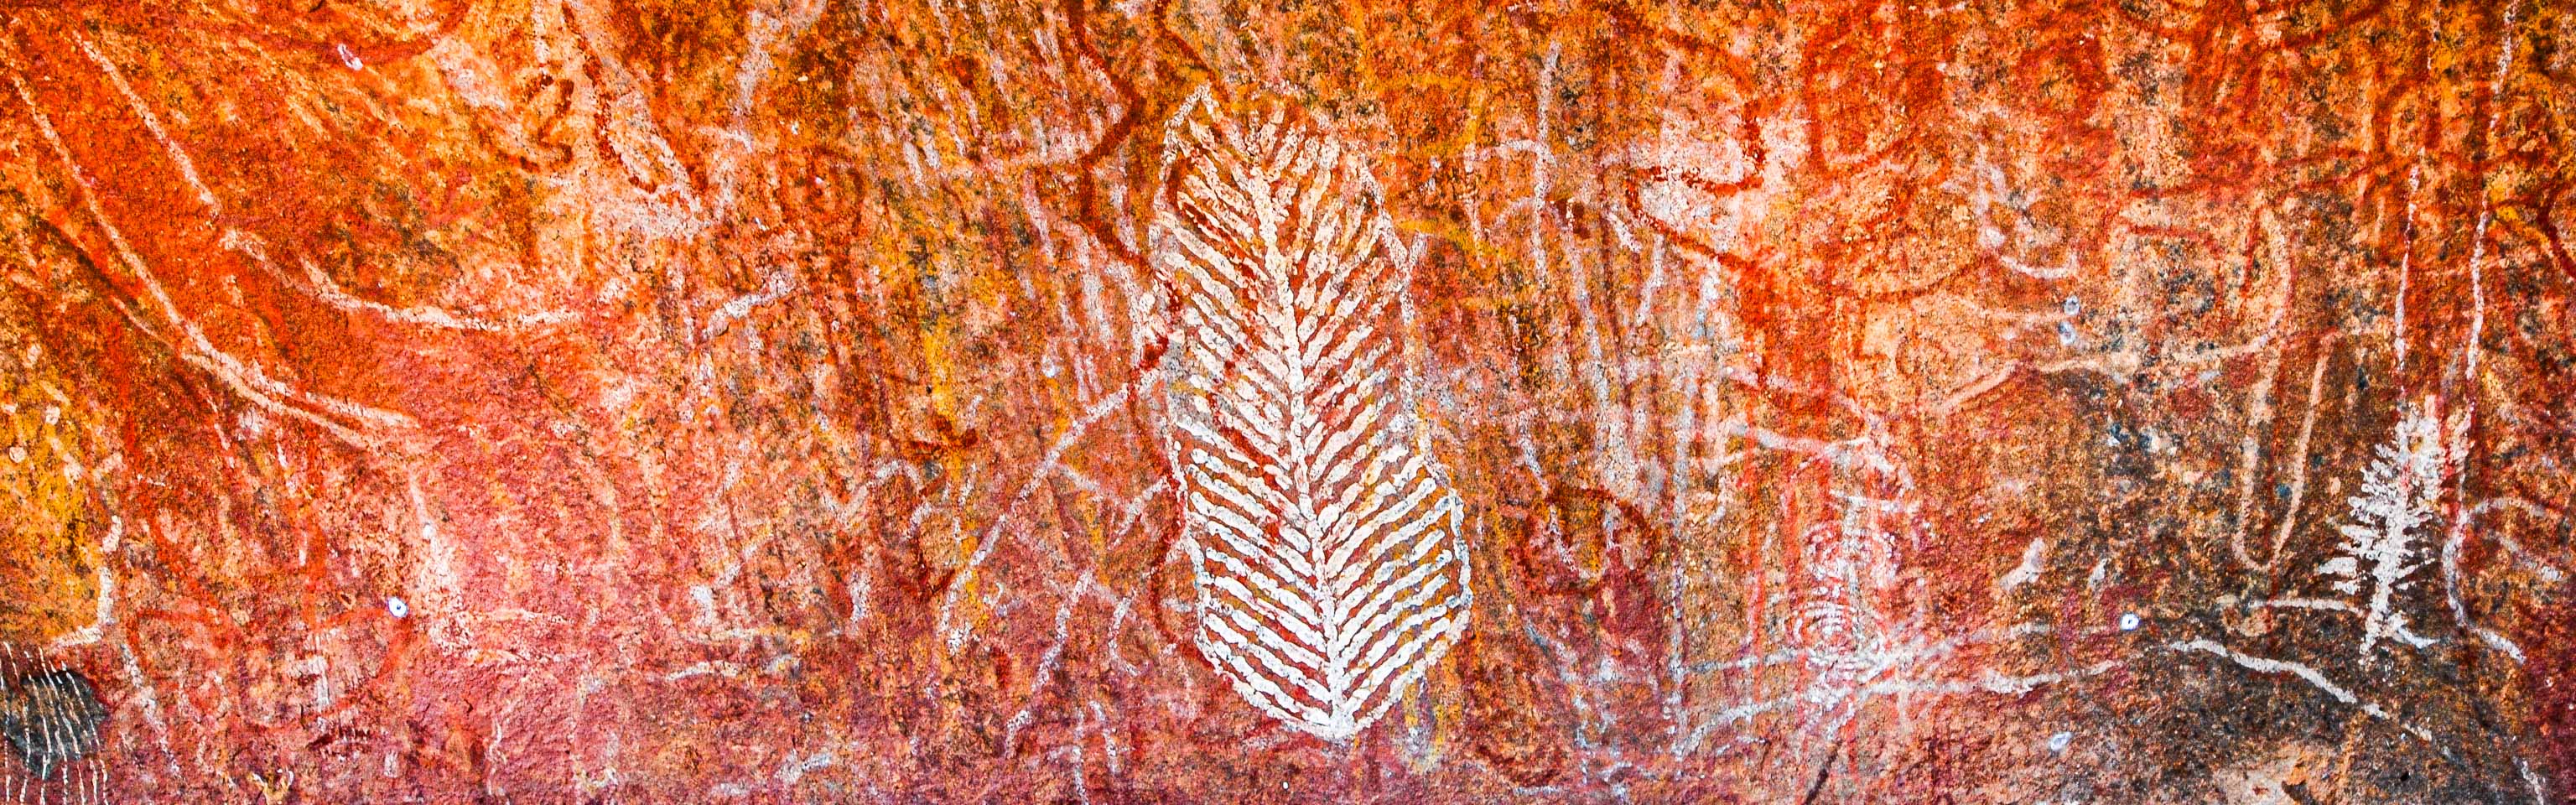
[933,374,1153,648]
[1156,88,1471,741]
[708,0,826,224]
[288,252,577,332]
[45,517,118,652]
[1678,656,2127,753]
[2462,0,2521,390]
[1673,621,2100,755]
[2165,639,2433,743]
[1998,538,2047,592]
[775,750,835,787]
[2445,0,2528,666]
[70,31,572,335]
[5,81,414,456]
[2258,348,2334,572]
[2248,597,2360,615]
[999,596,1076,756]
[2463,497,2570,584]
[1677,632,2472,763]
[560,0,716,238]
[3,60,414,449]
[700,268,802,341]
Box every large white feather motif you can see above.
[1152,90,1472,741]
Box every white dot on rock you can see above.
[386,596,409,619]
[2048,731,2073,752]
[2118,612,2141,631]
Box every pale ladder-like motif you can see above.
[1153,90,1472,741]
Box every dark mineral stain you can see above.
[1,667,105,782]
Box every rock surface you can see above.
[0,0,2573,801]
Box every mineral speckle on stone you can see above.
[0,0,2572,802]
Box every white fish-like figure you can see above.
[1152,89,1472,741]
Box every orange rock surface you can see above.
[2,0,2573,801]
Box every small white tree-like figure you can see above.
[2317,395,2464,657]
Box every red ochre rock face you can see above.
[1,1,2573,802]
